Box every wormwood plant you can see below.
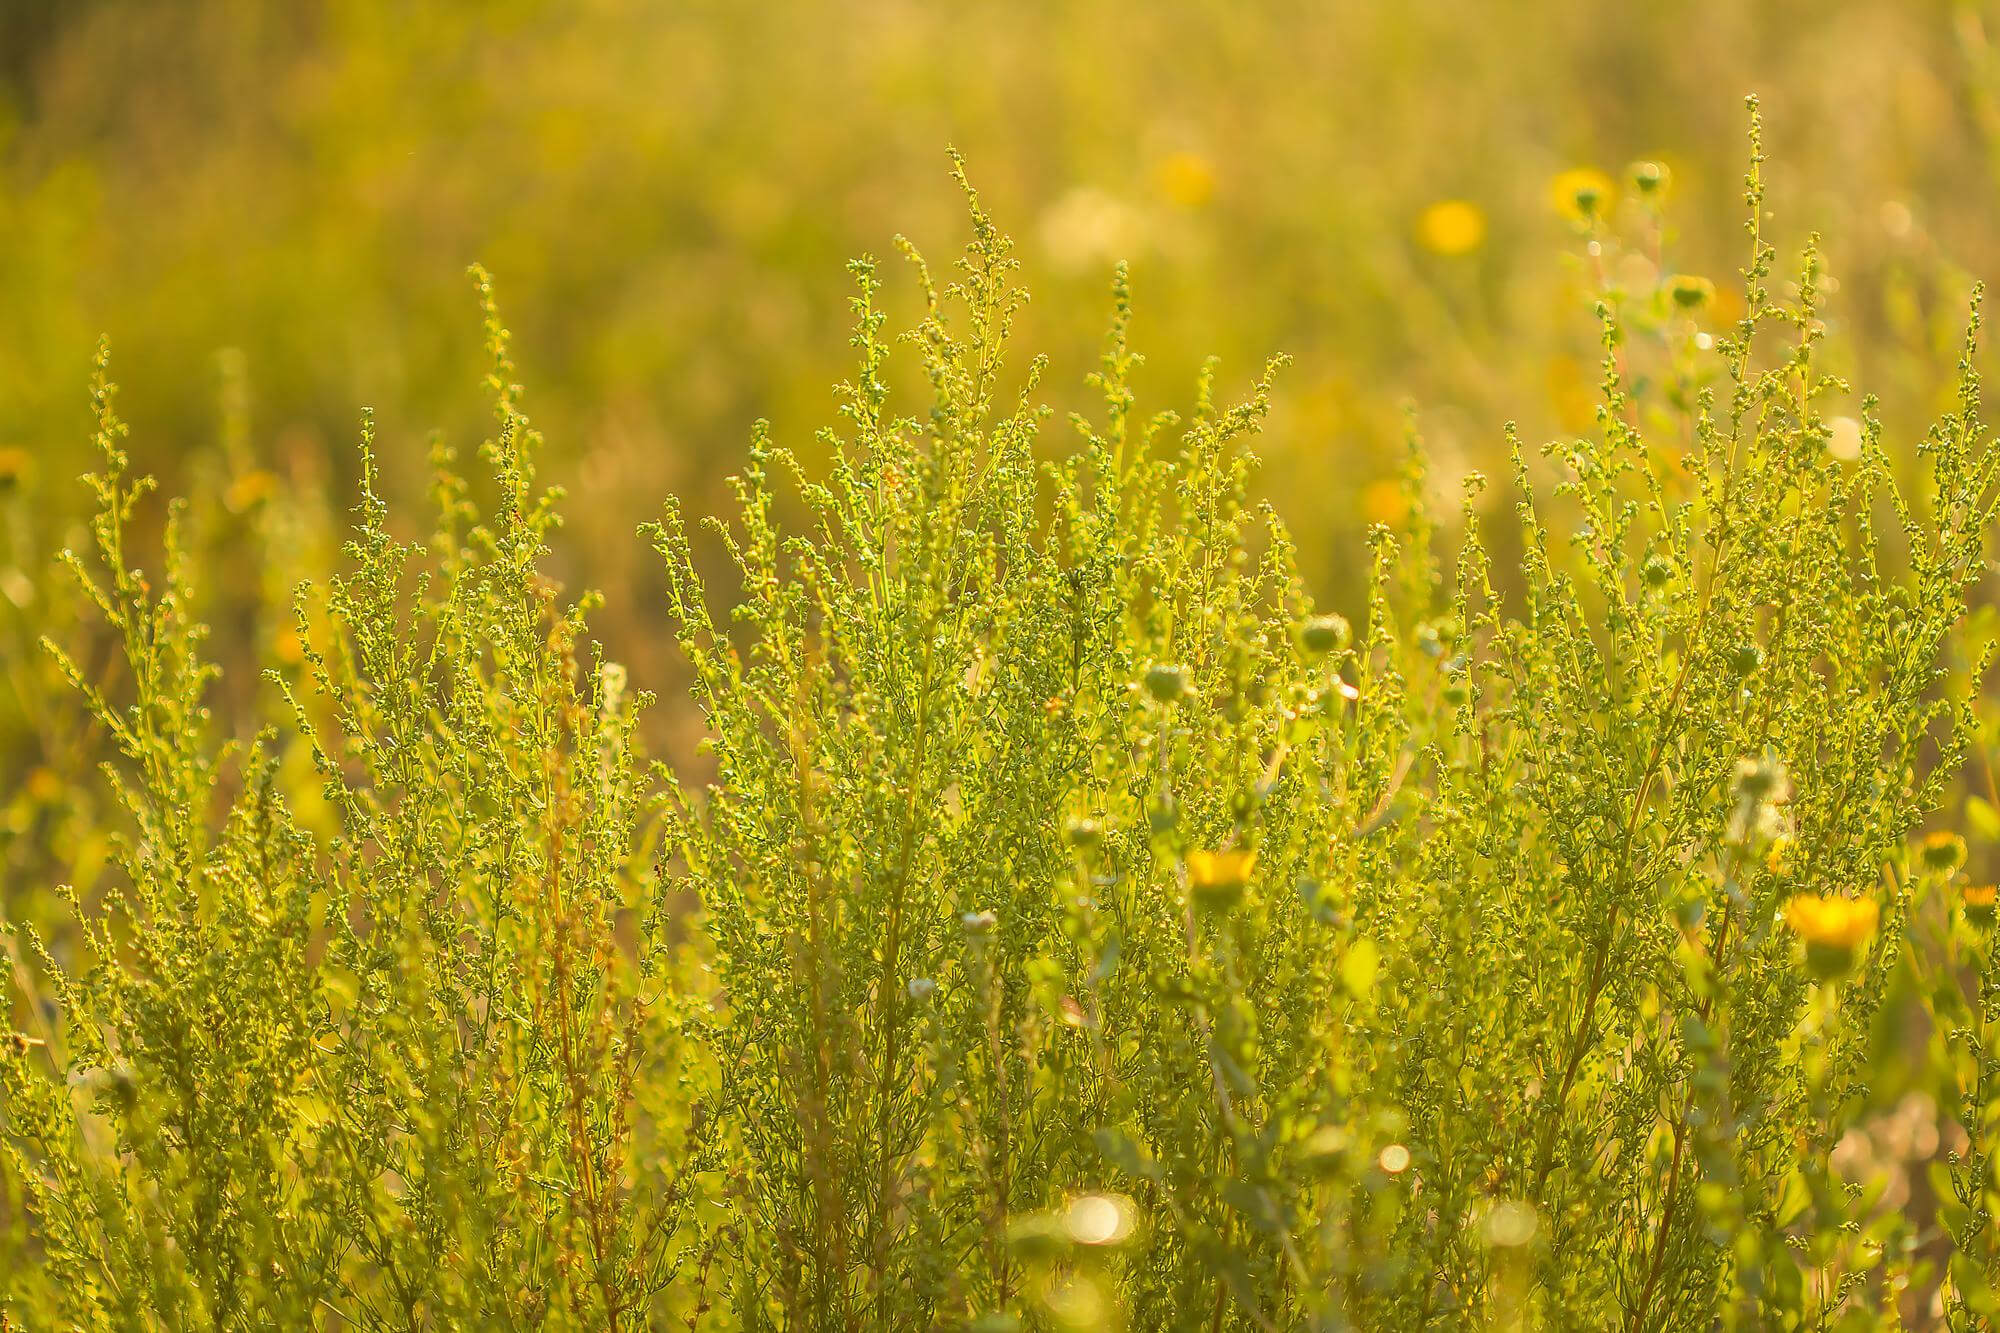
[8,109,2000,1329]
[1,283,713,1328]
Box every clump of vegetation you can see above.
[8,105,2000,1329]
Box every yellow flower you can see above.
[1784,893,1879,980]
[1922,830,1967,872]
[1784,894,1878,948]
[1362,478,1406,527]
[1416,199,1485,256]
[1666,275,1714,310]
[0,446,32,490]
[1764,835,1793,876]
[1550,167,1615,224]
[1629,160,1671,198]
[1155,151,1217,209]
[1963,884,1997,928]
[1187,848,1255,913]
[225,468,278,513]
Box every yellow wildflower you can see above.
[1629,160,1671,197]
[25,767,62,804]
[1155,152,1217,209]
[0,446,32,490]
[1963,884,1997,928]
[1362,478,1406,527]
[1187,848,1255,913]
[1550,167,1615,224]
[1416,199,1486,256]
[1921,830,1967,872]
[226,468,279,513]
[1666,275,1714,310]
[1784,893,1879,980]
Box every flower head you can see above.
[1666,274,1714,310]
[0,447,33,490]
[1784,893,1879,980]
[1187,848,1255,913]
[1155,152,1216,209]
[1299,612,1352,656]
[1143,663,1190,704]
[1922,831,1967,873]
[1417,199,1486,256]
[1629,160,1671,197]
[1550,167,1615,224]
[1964,884,1997,928]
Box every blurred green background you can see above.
[5,0,2000,788]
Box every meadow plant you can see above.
[9,108,2000,1329]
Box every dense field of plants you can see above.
[14,4,2000,1329]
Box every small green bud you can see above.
[1727,643,1763,676]
[1630,160,1670,195]
[1641,554,1673,588]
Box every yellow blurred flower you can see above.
[1784,893,1879,980]
[1784,893,1878,949]
[25,767,62,804]
[226,468,278,513]
[1155,151,1216,209]
[1362,478,1406,527]
[1666,274,1714,310]
[1922,830,1967,872]
[1188,848,1255,912]
[1765,835,1794,876]
[0,446,32,489]
[1416,199,1485,256]
[1550,167,1615,224]
[1962,884,1997,928]
[1629,159,1671,198]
